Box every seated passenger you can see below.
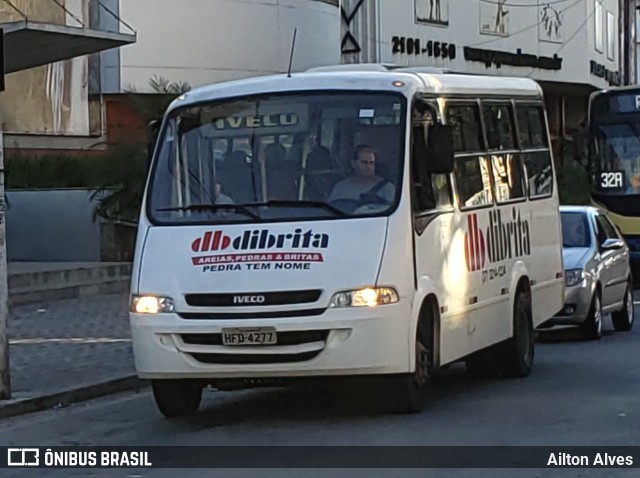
[263,142,297,200]
[215,182,233,205]
[328,145,395,204]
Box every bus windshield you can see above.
[590,91,640,196]
[592,122,640,195]
[147,92,406,225]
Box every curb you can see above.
[0,376,149,420]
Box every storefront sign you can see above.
[463,47,562,70]
[589,60,621,86]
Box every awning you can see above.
[1,20,136,74]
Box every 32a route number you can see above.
[600,171,624,189]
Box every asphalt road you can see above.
[1,308,639,478]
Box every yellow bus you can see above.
[588,86,640,281]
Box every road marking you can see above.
[10,338,132,345]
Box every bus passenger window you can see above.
[492,154,526,203]
[523,151,553,198]
[516,105,548,149]
[445,104,484,153]
[454,156,494,207]
[483,104,516,150]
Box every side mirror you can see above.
[147,119,161,169]
[425,123,454,174]
[601,238,625,250]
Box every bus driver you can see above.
[328,145,395,204]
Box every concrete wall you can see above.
[6,190,103,262]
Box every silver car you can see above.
[541,205,635,339]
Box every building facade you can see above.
[342,0,622,147]
[0,0,630,155]
[2,0,341,153]
[118,0,341,92]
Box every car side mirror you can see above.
[601,238,625,250]
[425,123,454,174]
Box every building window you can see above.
[539,3,564,43]
[595,0,604,53]
[480,0,509,36]
[415,0,449,26]
[607,11,616,60]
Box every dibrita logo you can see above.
[191,229,330,253]
[464,214,486,272]
[464,208,531,272]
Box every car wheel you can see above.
[611,280,634,332]
[152,380,203,418]
[580,292,603,340]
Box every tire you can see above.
[580,292,603,340]
[152,380,203,418]
[387,304,435,414]
[497,290,534,378]
[611,281,634,332]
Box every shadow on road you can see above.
[160,363,512,430]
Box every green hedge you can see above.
[555,158,591,206]
[5,145,147,190]
[5,145,148,223]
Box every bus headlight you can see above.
[131,295,176,314]
[329,287,399,308]
[564,269,584,287]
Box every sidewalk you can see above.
[0,292,146,418]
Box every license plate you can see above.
[221,327,277,346]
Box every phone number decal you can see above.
[391,36,456,59]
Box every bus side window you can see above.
[445,102,491,209]
[482,103,516,151]
[516,105,548,150]
[411,108,452,212]
[454,155,494,208]
[516,104,554,199]
[491,153,526,203]
[523,152,553,198]
[446,103,484,153]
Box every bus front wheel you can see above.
[386,301,436,414]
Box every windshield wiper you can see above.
[156,203,261,220]
[239,200,349,217]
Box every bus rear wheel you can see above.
[497,290,534,378]
[152,379,203,418]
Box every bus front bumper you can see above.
[129,303,412,380]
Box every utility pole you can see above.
[0,126,9,400]
[0,28,9,400]
[620,0,639,85]
[627,0,637,84]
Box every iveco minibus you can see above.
[129,64,564,417]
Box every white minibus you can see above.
[129,64,564,417]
